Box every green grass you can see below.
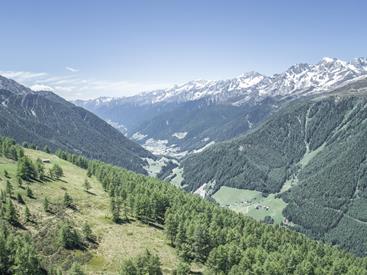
[0,149,180,274]
[212,186,287,224]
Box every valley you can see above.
[212,186,287,224]
[74,65,367,258]
[3,2,367,273]
[0,138,366,274]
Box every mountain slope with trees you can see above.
[180,79,367,256]
[0,137,366,274]
[0,75,154,174]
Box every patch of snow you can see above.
[106,120,128,134]
[132,132,147,141]
[192,141,215,154]
[172,132,187,139]
[194,183,207,198]
[239,145,244,152]
[75,57,367,108]
[321,57,335,63]
[246,115,253,129]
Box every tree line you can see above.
[57,149,367,274]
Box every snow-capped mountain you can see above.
[77,57,367,108]
[74,57,367,158]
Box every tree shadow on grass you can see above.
[85,190,97,196]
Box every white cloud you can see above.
[0,71,48,80]
[65,66,79,73]
[30,84,55,92]
[0,70,171,100]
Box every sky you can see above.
[1,0,367,99]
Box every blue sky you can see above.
[1,0,367,99]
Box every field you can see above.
[212,186,287,224]
[0,149,180,274]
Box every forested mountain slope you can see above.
[0,137,366,274]
[181,79,367,256]
[0,76,154,174]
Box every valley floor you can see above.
[212,186,287,224]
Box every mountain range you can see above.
[179,78,367,256]
[74,57,367,256]
[2,57,367,258]
[75,57,367,156]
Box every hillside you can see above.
[0,138,366,274]
[180,79,367,256]
[0,75,154,174]
[0,148,179,274]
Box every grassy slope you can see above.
[0,149,178,274]
[212,186,286,224]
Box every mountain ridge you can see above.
[73,57,367,157]
[0,75,155,174]
[178,78,367,255]
[76,57,367,106]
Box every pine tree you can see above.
[43,197,49,212]
[43,145,50,154]
[16,192,24,204]
[5,180,13,197]
[49,164,63,180]
[35,159,46,181]
[26,186,34,198]
[111,197,121,223]
[58,222,80,249]
[165,212,178,245]
[24,206,31,222]
[17,156,37,180]
[0,190,6,203]
[82,222,93,241]
[175,222,186,249]
[63,192,73,208]
[87,168,92,178]
[5,199,18,225]
[4,170,9,178]
[83,179,91,192]
[17,177,23,188]
[12,235,41,274]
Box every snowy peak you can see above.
[259,57,367,98]
[77,57,367,106]
[145,57,367,103]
